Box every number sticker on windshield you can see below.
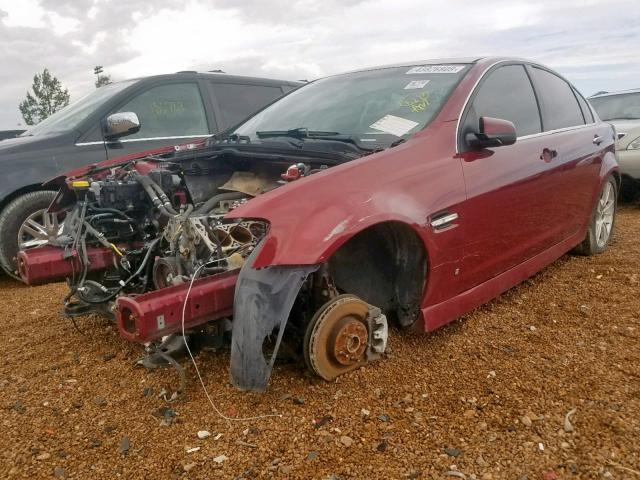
[406,65,465,74]
[404,80,430,89]
[370,115,419,137]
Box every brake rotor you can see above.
[304,294,371,380]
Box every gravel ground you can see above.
[1,207,638,480]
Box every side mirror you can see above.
[103,112,140,140]
[465,116,516,149]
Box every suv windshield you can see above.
[590,92,640,121]
[233,64,471,149]
[22,80,137,137]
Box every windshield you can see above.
[22,80,137,137]
[589,92,640,121]
[233,64,471,148]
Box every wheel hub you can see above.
[330,316,368,365]
[18,208,64,250]
[304,294,385,381]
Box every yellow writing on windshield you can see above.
[400,92,430,113]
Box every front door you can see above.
[457,63,556,290]
[105,82,212,158]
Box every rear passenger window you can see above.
[574,89,594,123]
[530,68,585,130]
[211,83,285,129]
[464,65,541,138]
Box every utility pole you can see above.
[94,65,103,81]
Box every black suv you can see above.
[0,72,301,277]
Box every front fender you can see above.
[230,245,318,391]
[225,141,465,270]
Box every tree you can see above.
[95,74,112,88]
[94,65,112,88]
[18,69,70,126]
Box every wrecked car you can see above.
[19,57,619,392]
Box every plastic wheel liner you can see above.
[230,243,319,392]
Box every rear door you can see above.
[526,66,605,234]
[206,81,289,130]
[458,63,554,290]
[104,81,212,158]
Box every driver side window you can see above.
[464,64,542,139]
[115,83,209,140]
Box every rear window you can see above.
[589,92,640,121]
[530,68,584,130]
[574,90,594,123]
[211,83,285,129]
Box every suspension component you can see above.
[303,294,388,380]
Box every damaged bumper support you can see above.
[230,247,318,391]
[18,245,117,285]
[116,270,238,343]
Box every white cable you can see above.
[181,263,282,422]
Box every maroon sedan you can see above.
[20,57,618,391]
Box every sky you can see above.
[0,0,639,129]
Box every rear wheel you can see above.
[0,191,62,279]
[574,175,617,256]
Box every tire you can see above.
[573,175,617,256]
[0,191,59,279]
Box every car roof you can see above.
[328,56,545,77]
[110,72,304,88]
[589,88,640,99]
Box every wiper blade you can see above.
[256,128,340,139]
[257,128,381,152]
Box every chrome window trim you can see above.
[516,122,598,141]
[455,60,596,153]
[75,134,211,147]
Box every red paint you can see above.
[226,57,618,331]
[41,58,619,341]
[115,270,238,342]
[18,245,116,285]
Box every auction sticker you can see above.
[406,65,465,74]
[370,115,419,137]
[404,79,430,89]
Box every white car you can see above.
[589,90,640,193]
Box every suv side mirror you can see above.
[465,116,516,149]
[104,112,141,140]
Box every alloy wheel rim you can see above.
[595,182,615,248]
[17,209,63,250]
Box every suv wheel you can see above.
[0,191,62,279]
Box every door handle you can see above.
[593,135,603,145]
[540,148,558,163]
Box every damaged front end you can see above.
[20,139,388,390]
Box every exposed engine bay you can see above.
[18,142,390,391]
[49,155,280,313]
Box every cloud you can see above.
[0,0,638,129]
